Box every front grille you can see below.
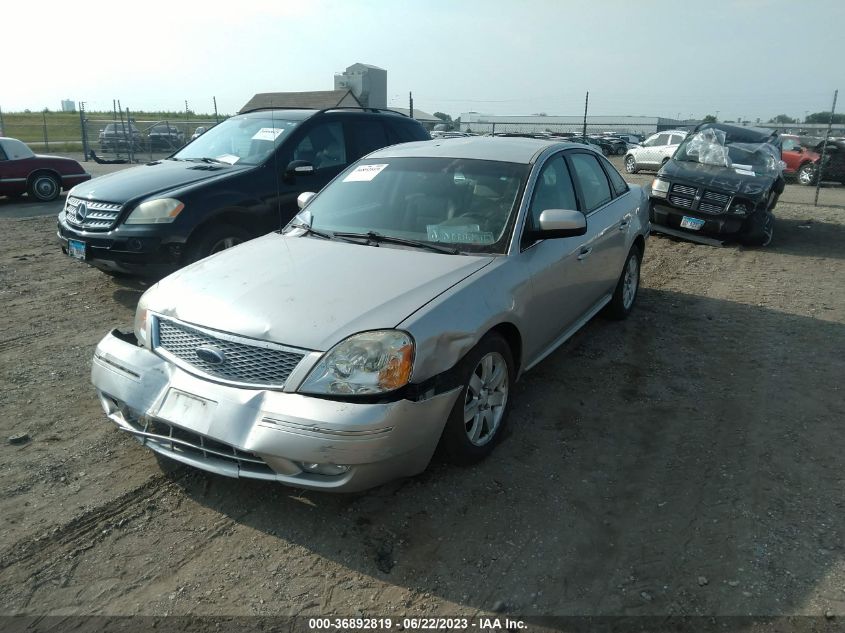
[671,184,697,196]
[698,202,724,214]
[129,413,276,478]
[65,196,122,230]
[668,195,693,208]
[154,317,305,388]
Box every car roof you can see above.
[366,136,590,164]
[237,107,411,122]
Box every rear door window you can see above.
[568,152,612,212]
[599,155,629,196]
[347,119,390,159]
[292,121,347,170]
[669,134,686,145]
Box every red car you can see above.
[0,137,91,201]
[780,134,821,186]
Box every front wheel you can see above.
[28,173,61,202]
[186,224,251,263]
[439,333,514,465]
[797,163,817,186]
[624,155,638,174]
[606,245,642,320]
[740,210,774,247]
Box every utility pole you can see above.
[79,101,89,160]
[814,89,838,207]
[409,92,414,119]
[213,96,219,124]
[0,104,4,136]
[582,91,589,138]
[185,100,190,138]
[42,110,49,151]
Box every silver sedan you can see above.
[91,137,649,491]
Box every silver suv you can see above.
[624,130,688,173]
[91,137,649,491]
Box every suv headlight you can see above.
[125,198,184,224]
[651,178,670,198]
[299,330,414,396]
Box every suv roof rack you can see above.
[239,106,409,117]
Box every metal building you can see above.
[334,63,387,109]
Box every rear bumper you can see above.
[91,330,461,492]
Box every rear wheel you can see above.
[439,333,514,465]
[28,172,61,202]
[797,162,817,186]
[624,155,638,174]
[606,244,642,320]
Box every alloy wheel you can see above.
[463,352,509,447]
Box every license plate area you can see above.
[68,238,86,260]
[680,216,705,231]
[157,389,217,435]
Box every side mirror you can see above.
[285,160,315,179]
[297,191,316,210]
[533,209,587,239]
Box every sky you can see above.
[3,0,844,122]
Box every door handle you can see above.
[577,246,593,261]
[619,218,630,231]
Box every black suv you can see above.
[58,108,430,276]
[648,122,785,246]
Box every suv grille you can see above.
[65,196,122,230]
[667,184,732,215]
[154,317,305,389]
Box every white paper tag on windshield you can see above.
[343,163,389,182]
[251,127,284,142]
[735,168,755,176]
[215,154,240,164]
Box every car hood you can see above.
[147,233,495,352]
[69,159,250,203]
[660,159,777,197]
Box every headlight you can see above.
[651,178,670,198]
[125,198,184,224]
[133,288,155,347]
[299,330,414,396]
[731,201,749,216]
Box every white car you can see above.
[624,130,688,174]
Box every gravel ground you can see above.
[1,157,844,623]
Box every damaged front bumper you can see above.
[91,330,461,492]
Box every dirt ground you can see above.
[1,161,844,625]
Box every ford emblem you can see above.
[77,202,88,222]
[195,345,226,365]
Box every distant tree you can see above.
[769,114,796,124]
[702,114,717,123]
[806,111,845,124]
[433,112,452,123]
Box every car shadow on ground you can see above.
[161,288,844,621]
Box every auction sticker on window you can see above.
[251,127,285,142]
[215,154,240,164]
[427,225,495,244]
[343,164,389,182]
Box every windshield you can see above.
[173,116,299,165]
[293,157,529,254]
[674,128,781,175]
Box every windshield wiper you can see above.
[287,222,335,240]
[332,231,460,255]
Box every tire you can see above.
[616,146,626,156]
[797,162,817,186]
[606,244,642,320]
[624,154,638,174]
[439,332,514,465]
[740,209,774,247]
[28,172,61,202]
[186,223,251,263]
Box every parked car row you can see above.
[50,106,652,491]
[97,122,207,153]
